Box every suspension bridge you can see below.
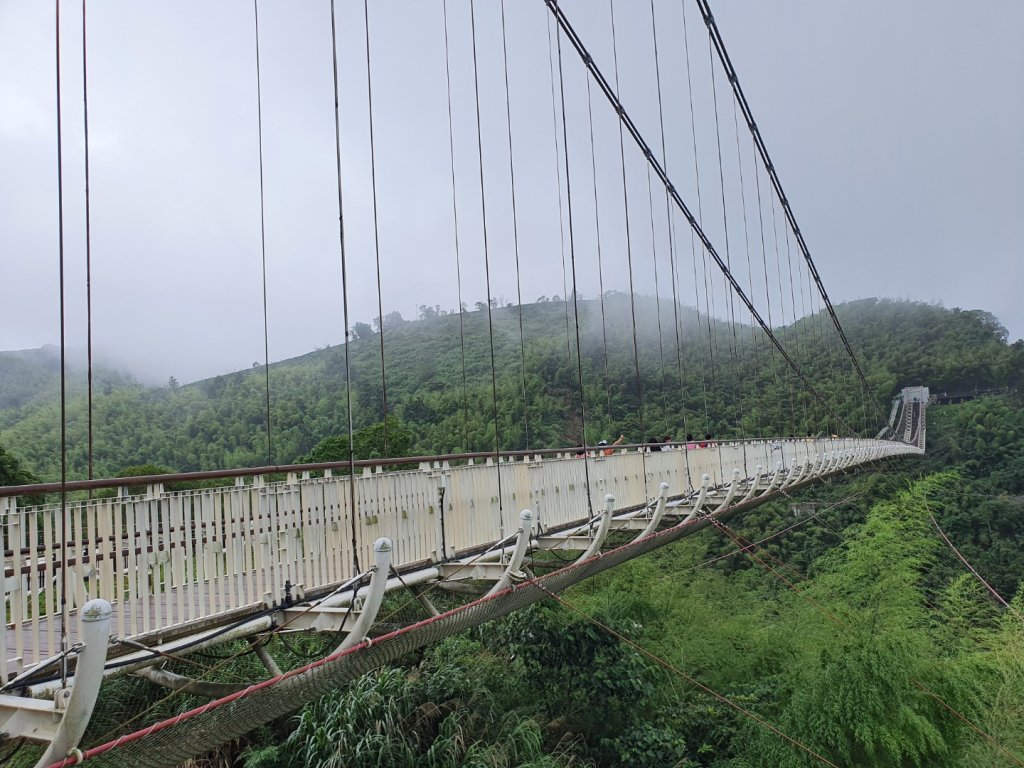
[0,1,928,766]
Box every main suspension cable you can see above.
[693,0,877,413]
[543,0,857,436]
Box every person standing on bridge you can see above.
[598,434,625,456]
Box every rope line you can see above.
[362,0,389,455]
[526,580,842,768]
[328,0,360,573]
[81,0,94,488]
[680,0,714,440]
[553,14,595,520]
[708,31,742,474]
[608,0,650,497]
[584,71,612,418]
[498,0,531,451]
[929,514,1024,623]
[54,0,70,686]
[468,0,506,538]
[650,0,690,447]
[544,0,858,437]
[252,0,273,465]
[441,0,471,453]
[693,0,878,412]
[546,15,573,367]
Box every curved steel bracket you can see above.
[575,494,614,561]
[485,510,534,597]
[634,482,670,542]
[758,461,784,498]
[33,599,111,768]
[335,538,392,653]
[679,474,710,525]
[741,465,763,503]
[712,469,742,513]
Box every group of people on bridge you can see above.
[573,433,718,458]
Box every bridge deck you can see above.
[2,438,920,684]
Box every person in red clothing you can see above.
[598,434,625,456]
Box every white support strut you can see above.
[579,494,614,560]
[33,599,112,768]
[334,538,392,654]
[485,510,534,597]
[634,483,670,541]
[712,469,743,513]
[741,465,763,503]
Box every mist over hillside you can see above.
[0,296,1020,482]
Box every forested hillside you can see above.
[5,298,1023,767]
[22,393,1015,768]
[0,297,1020,482]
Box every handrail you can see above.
[0,436,873,499]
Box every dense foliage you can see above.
[0,297,1020,483]
[223,393,1023,768]
[3,297,1022,767]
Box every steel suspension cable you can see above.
[789,223,812,433]
[498,0,531,450]
[441,0,470,452]
[252,0,273,465]
[362,0,389,455]
[546,15,573,366]
[559,7,852,439]
[554,24,595,519]
[644,164,669,417]
[528,582,842,768]
[544,1,858,435]
[81,0,94,487]
[608,0,649,495]
[54,0,70,685]
[751,135,784,434]
[769,174,799,433]
[650,0,691,450]
[680,0,713,439]
[328,0,360,572]
[708,31,744,472]
[730,92,765,441]
[693,0,878,414]
[468,0,506,538]
[584,73,612,418]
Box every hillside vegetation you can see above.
[0,297,1019,483]
[4,297,1023,767]
[19,393,1012,768]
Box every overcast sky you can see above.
[1,0,1021,384]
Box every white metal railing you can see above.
[2,437,919,682]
